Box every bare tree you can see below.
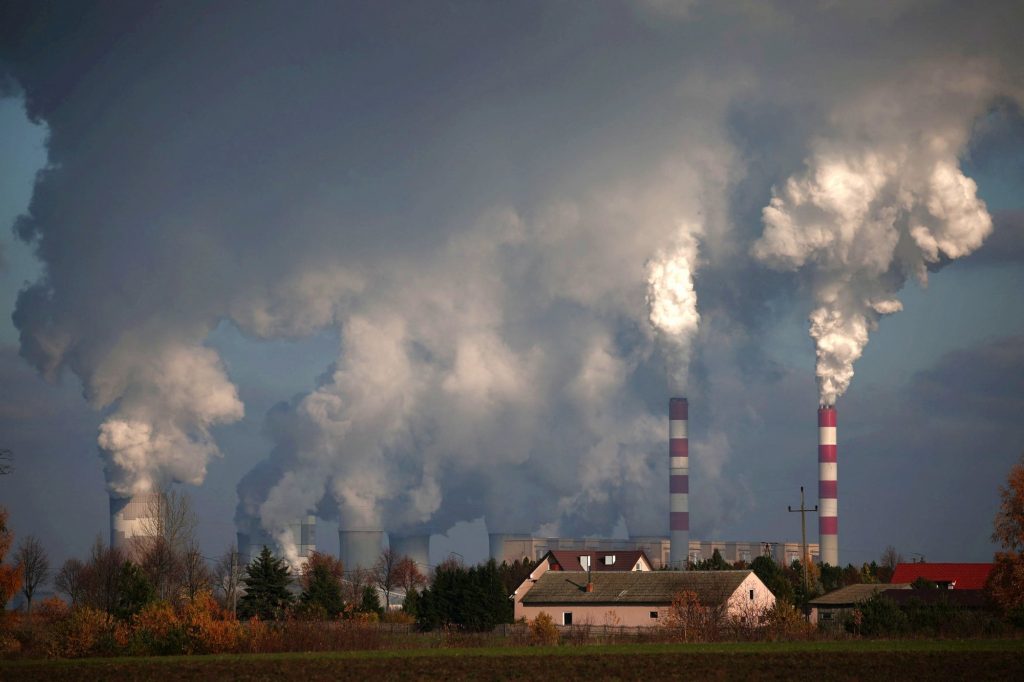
[0,449,11,475]
[372,548,402,608]
[16,535,50,614]
[83,537,126,622]
[140,484,199,553]
[881,545,903,571]
[54,558,87,607]
[181,544,212,601]
[213,546,244,618]
[137,485,199,602]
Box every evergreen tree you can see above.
[114,561,156,620]
[300,561,344,618]
[359,583,383,615]
[402,585,421,617]
[238,546,294,620]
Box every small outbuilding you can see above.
[513,569,774,627]
[808,583,911,626]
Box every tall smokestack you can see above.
[818,405,838,566]
[110,491,160,557]
[669,397,689,570]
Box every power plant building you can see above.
[490,534,818,569]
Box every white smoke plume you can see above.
[3,1,1021,556]
[753,62,1005,404]
[97,343,243,495]
[646,227,701,392]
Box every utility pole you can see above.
[788,486,817,602]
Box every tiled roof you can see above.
[521,570,751,606]
[547,550,649,572]
[890,563,993,590]
[809,583,910,607]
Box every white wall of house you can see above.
[725,572,776,619]
[516,604,668,627]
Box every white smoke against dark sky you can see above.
[1,1,1022,554]
[753,60,1009,405]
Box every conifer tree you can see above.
[300,561,344,618]
[238,546,294,620]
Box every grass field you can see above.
[2,639,1022,680]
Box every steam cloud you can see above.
[753,62,1005,405]
[2,1,1021,554]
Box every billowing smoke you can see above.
[753,62,1005,405]
[646,227,701,391]
[2,2,1021,556]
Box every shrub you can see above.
[529,612,559,646]
[52,606,110,658]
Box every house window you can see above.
[822,612,833,621]
[650,611,658,619]
[604,555,616,565]
[749,589,754,601]
[563,612,573,626]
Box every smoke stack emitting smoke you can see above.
[818,405,838,566]
[669,398,689,570]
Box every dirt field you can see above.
[3,640,1022,681]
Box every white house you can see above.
[513,569,775,627]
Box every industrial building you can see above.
[490,534,818,569]
[236,516,316,566]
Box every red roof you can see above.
[545,550,650,572]
[890,563,993,590]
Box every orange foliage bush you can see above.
[0,508,22,611]
[180,591,243,654]
[52,606,110,658]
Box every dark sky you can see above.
[0,0,1022,570]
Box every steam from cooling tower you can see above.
[752,64,1000,405]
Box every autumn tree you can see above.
[987,454,1024,617]
[0,507,22,610]
[16,535,50,614]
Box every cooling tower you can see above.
[669,397,689,570]
[338,530,384,573]
[110,491,161,555]
[389,533,431,572]
[488,533,509,563]
[288,515,317,559]
[818,405,838,566]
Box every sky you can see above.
[0,0,1022,572]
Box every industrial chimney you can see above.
[818,405,838,566]
[669,397,689,570]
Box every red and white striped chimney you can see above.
[669,397,689,570]
[818,405,838,566]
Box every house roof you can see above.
[545,550,650,572]
[808,583,911,607]
[520,570,752,606]
[890,563,993,590]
